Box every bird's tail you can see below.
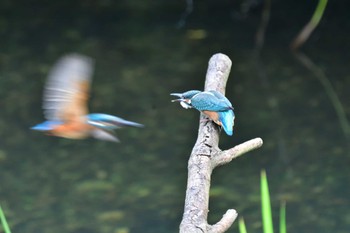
[219,110,235,136]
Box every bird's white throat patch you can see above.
[180,100,192,109]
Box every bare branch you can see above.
[204,54,232,94]
[179,54,263,233]
[208,209,238,233]
[176,0,194,28]
[214,138,263,167]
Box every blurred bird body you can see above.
[171,90,235,136]
[31,54,143,142]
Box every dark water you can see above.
[0,1,349,233]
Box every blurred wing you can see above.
[43,54,94,122]
[191,92,231,111]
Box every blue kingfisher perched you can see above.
[171,90,235,136]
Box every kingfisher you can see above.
[31,53,143,142]
[171,90,235,136]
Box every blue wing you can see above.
[208,90,233,108]
[218,110,235,136]
[191,91,232,112]
[31,120,64,131]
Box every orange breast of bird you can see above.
[202,110,222,126]
[49,121,94,139]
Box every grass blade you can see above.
[311,0,328,25]
[279,201,287,233]
[261,170,274,233]
[0,205,12,233]
[238,217,248,233]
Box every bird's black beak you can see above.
[171,99,184,103]
[170,93,184,102]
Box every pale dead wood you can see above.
[179,53,263,233]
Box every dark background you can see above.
[0,0,349,233]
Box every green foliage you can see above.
[280,201,287,233]
[238,217,248,233]
[311,0,328,25]
[238,170,287,233]
[0,205,12,233]
[261,170,274,233]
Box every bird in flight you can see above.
[31,53,143,142]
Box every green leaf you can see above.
[279,201,287,233]
[0,205,12,233]
[311,0,328,26]
[238,217,248,233]
[261,170,274,233]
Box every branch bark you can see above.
[179,53,263,233]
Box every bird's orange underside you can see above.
[49,121,94,139]
[203,110,222,126]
